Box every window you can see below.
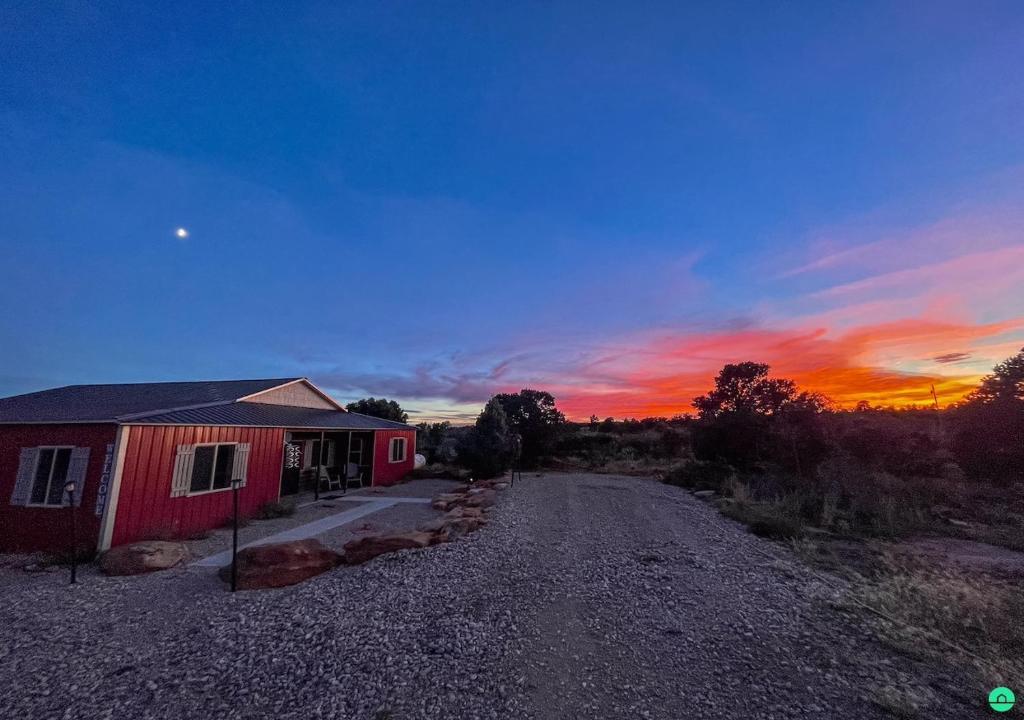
[170,442,250,498]
[305,439,335,469]
[29,447,73,506]
[189,443,236,493]
[389,437,407,463]
[349,437,363,465]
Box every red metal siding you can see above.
[372,430,416,486]
[0,424,117,552]
[111,425,285,547]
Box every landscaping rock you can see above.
[100,541,190,576]
[448,506,485,521]
[431,493,466,511]
[693,490,717,499]
[436,516,485,541]
[343,531,436,565]
[463,489,496,508]
[217,539,342,590]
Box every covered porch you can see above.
[280,429,376,497]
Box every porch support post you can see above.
[346,430,354,494]
[314,430,324,501]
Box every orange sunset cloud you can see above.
[546,318,1012,419]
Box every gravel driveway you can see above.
[0,473,975,719]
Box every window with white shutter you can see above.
[172,443,246,496]
[66,447,90,507]
[9,446,89,508]
[232,443,251,487]
[171,445,195,497]
[9,448,40,506]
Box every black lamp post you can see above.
[230,477,243,592]
[64,481,77,584]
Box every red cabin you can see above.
[0,378,417,553]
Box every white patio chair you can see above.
[318,466,342,491]
[345,462,364,490]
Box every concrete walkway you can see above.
[299,493,436,510]
[191,495,431,568]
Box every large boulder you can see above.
[342,531,436,565]
[218,539,342,590]
[100,541,190,576]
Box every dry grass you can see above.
[846,553,1024,689]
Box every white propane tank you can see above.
[414,453,427,469]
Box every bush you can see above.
[662,460,735,492]
[719,498,804,539]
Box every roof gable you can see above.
[237,378,342,410]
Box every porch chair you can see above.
[318,465,342,492]
[345,462,364,490]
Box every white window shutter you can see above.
[66,447,91,507]
[171,445,195,497]
[233,443,251,487]
[10,448,40,506]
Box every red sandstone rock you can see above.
[342,531,436,565]
[217,539,342,590]
[100,541,190,576]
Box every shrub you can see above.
[747,514,804,539]
[459,398,513,478]
[661,460,735,492]
[719,497,804,539]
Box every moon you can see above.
[175,227,189,239]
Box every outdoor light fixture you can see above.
[64,481,77,584]
[230,477,244,592]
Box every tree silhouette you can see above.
[460,398,513,478]
[345,397,408,423]
[693,362,818,419]
[967,347,1024,403]
[493,388,566,466]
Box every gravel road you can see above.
[0,473,976,719]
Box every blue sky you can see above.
[2,2,1023,421]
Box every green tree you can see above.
[460,398,513,478]
[416,421,452,462]
[493,388,566,467]
[345,397,408,423]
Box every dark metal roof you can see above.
[0,379,301,423]
[131,402,415,430]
